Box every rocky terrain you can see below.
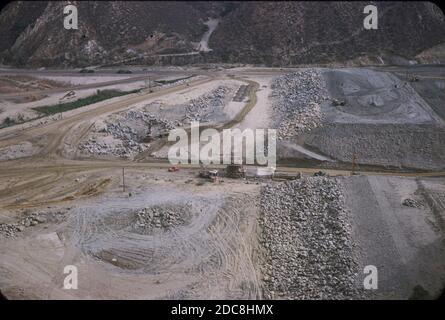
[305,123,445,170]
[1,1,444,67]
[183,86,231,123]
[80,107,176,158]
[269,67,445,171]
[0,64,444,300]
[0,3,444,298]
[271,70,328,140]
[259,177,360,299]
[0,209,66,238]
[211,1,445,66]
[0,1,219,66]
[79,84,235,159]
[132,204,193,234]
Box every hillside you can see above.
[210,1,445,65]
[0,1,444,67]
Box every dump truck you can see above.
[199,169,219,182]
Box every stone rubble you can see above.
[259,176,360,299]
[0,212,49,239]
[402,198,423,208]
[271,69,329,140]
[133,204,192,234]
[80,108,176,158]
[184,86,230,122]
[80,86,233,158]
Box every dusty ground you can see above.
[0,70,197,126]
[0,167,264,299]
[0,66,444,299]
[343,175,445,299]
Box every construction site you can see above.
[0,64,443,300]
[0,1,444,301]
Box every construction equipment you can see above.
[332,98,346,106]
[225,164,246,178]
[409,75,420,82]
[168,166,179,172]
[199,169,219,182]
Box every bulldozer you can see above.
[409,75,420,82]
[332,98,346,106]
[199,168,219,182]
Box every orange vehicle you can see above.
[168,166,179,172]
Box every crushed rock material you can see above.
[259,176,360,299]
[132,204,192,234]
[271,69,329,140]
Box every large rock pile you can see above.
[80,108,176,158]
[184,86,231,122]
[402,198,424,208]
[132,204,192,234]
[0,212,48,238]
[259,177,360,299]
[106,110,176,141]
[271,70,329,140]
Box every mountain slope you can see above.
[0,1,213,66]
[0,1,444,67]
[210,1,445,65]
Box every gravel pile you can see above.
[259,177,360,299]
[271,69,329,140]
[184,86,231,122]
[132,204,191,234]
[0,223,22,238]
[402,198,423,208]
[0,212,47,238]
[305,123,445,170]
[80,109,177,158]
[80,138,131,157]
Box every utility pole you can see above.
[351,153,357,175]
[145,73,152,93]
[122,167,125,192]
